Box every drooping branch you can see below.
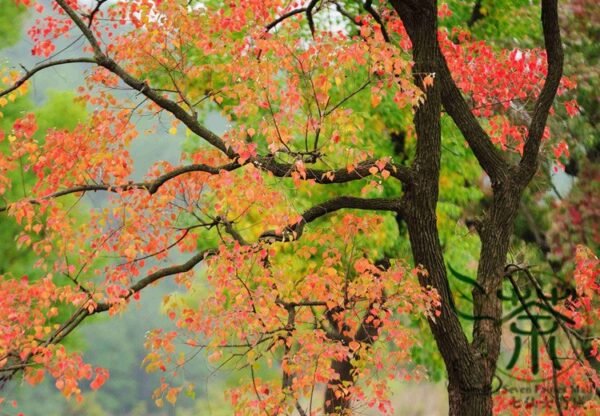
[97,58,234,155]
[467,0,484,28]
[306,0,320,36]
[332,2,359,25]
[0,247,217,387]
[54,0,235,158]
[84,0,108,28]
[265,7,308,31]
[0,156,410,213]
[0,161,240,213]
[0,58,97,98]
[54,0,103,56]
[0,304,90,388]
[94,248,217,313]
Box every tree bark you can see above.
[389,1,501,413]
[447,383,493,415]
[388,0,563,414]
[324,358,354,414]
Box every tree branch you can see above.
[364,0,390,43]
[332,2,359,25]
[259,196,401,242]
[384,1,511,185]
[0,156,411,213]
[54,0,235,158]
[256,156,413,184]
[94,248,217,313]
[0,248,217,388]
[437,53,512,185]
[85,0,108,28]
[518,0,564,183]
[265,7,308,31]
[467,0,484,28]
[0,58,96,98]
[306,0,320,36]
[0,161,240,213]
[3,2,412,197]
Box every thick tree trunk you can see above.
[390,2,504,414]
[405,197,497,416]
[387,1,561,414]
[448,383,493,415]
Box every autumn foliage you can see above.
[0,1,598,415]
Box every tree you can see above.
[0,1,598,415]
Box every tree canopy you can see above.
[0,1,598,415]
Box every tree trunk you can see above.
[388,1,561,414]
[448,383,493,415]
[390,2,505,414]
[324,358,354,414]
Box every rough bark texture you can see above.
[388,1,563,414]
[391,2,491,413]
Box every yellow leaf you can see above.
[166,387,178,405]
[371,93,381,108]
